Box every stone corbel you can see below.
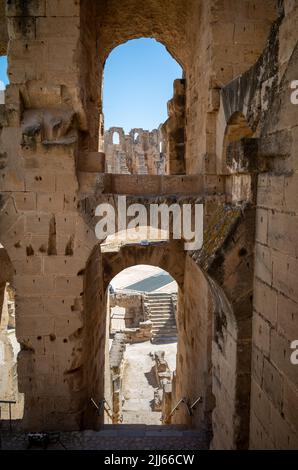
[226,129,292,175]
[21,107,78,147]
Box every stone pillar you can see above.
[162,79,186,175]
[0,0,98,431]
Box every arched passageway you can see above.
[106,264,178,424]
[82,237,214,445]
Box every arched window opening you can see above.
[112,131,120,145]
[103,39,183,175]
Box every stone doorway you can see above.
[106,264,178,425]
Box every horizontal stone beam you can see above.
[78,172,206,196]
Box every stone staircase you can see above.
[145,292,177,344]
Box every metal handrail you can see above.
[90,397,113,420]
[169,397,186,418]
[190,396,203,410]
[161,395,203,423]
[0,400,16,434]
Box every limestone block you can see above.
[253,278,277,326]
[284,174,298,213]
[16,296,44,316]
[54,276,83,296]
[0,126,22,157]
[14,274,55,296]
[6,1,46,17]
[36,17,79,39]
[55,213,77,235]
[1,218,26,261]
[7,17,36,40]
[78,152,105,173]
[78,171,99,194]
[250,379,272,434]
[252,312,270,357]
[270,405,298,449]
[249,411,274,450]
[37,193,64,212]
[25,170,56,193]
[268,211,298,258]
[25,213,52,235]
[34,354,56,375]
[262,357,283,411]
[56,173,78,192]
[13,256,42,275]
[46,39,78,73]
[43,296,80,316]
[277,293,298,340]
[13,192,37,211]
[279,5,298,66]
[255,243,273,285]
[270,329,298,388]
[0,196,18,234]
[16,315,54,337]
[257,175,285,210]
[272,251,298,302]
[247,0,277,20]
[21,83,63,109]
[0,168,25,191]
[44,256,84,276]
[63,194,79,213]
[252,344,265,386]
[46,0,80,17]
[212,22,234,45]
[282,377,298,434]
[255,208,268,245]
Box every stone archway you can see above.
[82,239,187,429]
[0,0,285,450]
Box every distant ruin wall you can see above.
[104,126,166,175]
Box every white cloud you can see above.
[0,80,5,90]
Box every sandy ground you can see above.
[121,340,177,424]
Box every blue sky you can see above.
[103,39,182,132]
[0,56,8,90]
[0,39,182,131]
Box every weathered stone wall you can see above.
[162,79,186,175]
[109,292,144,328]
[249,1,298,449]
[105,127,166,175]
[0,0,297,450]
[185,0,278,175]
[172,256,213,435]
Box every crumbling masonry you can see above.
[0,0,297,450]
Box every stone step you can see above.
[148,308,172,312]
[152,331,177,337]
[150,320,176,325]
[149,311,173,315]
[151,324,176,330]
[152,329,177,335]
[149,303,173,307]
[151,336,177,343]
[145,294,172,301]
[150,319,176,325]
[149,313,175,318]
[149,308,173,312]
